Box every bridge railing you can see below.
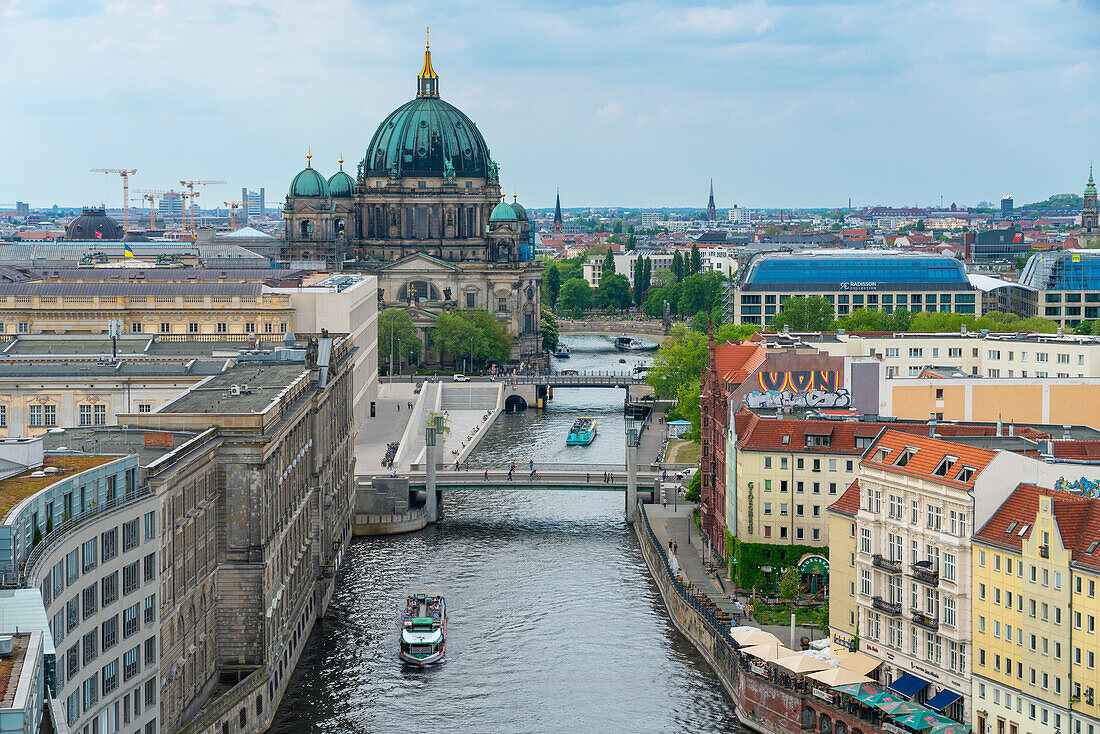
[403,462,631,474]
[381,371,648,385]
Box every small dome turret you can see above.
[328,157,355,198]
[490,200,518,223]
[509,193,528,221]
[289,152,329,198]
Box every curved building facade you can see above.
[1017,249,1100,328]
[734,250,979,325]
[283,35,542,363]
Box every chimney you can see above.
[928,412,937,437]
[1058,327,1064,337]
[997,413,1003,437]
[961,325,967,335]
[783,324,790,335]
[1064,425,1072,440]
[1008,423,1015,437]
[1047,439,1055,455]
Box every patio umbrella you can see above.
[774,654,833,675]
[731,628,781,647]
[833,681,886,698]
[740,643,795,662]
[893,712,954,731]
[806,668,871,687]
[835,650,883,676]
[878,700,926,716]
[865,691,905,709]
[928,724,971,734]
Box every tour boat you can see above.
[614,336,657,352]
[399,591,446,666]
[567,417,598,445]
[554,343,571,358]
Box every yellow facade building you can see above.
[827,479,862,647]
[972,483,1100,734]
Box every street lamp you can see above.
[469,338,475,375]
[388,314,395,377]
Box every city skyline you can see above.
[0,0,1096,209]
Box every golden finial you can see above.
[418,26,438,95]
[513,192,518,202]
[339,154,344,170]
[426,27,430,49]
[306,148,312,167]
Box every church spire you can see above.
[417,27,439,98]
[553,188,563,233]
[1088,164,1096,195]
[707,178,717,222]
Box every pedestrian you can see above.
[663,496,668,510]
[484,469,489,479]
[673,542,678,554]
[454,460,459,471]
[464,461,469,471]
[396,403,400,412]
[529,459,534,471]
[669,540,673,552]
[586,472,590,483]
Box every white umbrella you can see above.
[740,643,795,662]
[805,667,873,686]
[731,628,781,647]
[774,654,833,675]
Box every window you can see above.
[102,616,118,651]
[144,552,155,582]
[123,561,139,596]
[79,404,92,426]
[909,348,923,358]
[102,572,118,607]
[122,519,139,552]
[144,511,156,541]
[102,659,118,695]
[143,594,156,624]
[160,322,171,334]
[82,673,98,711]
[943,553,956,582]
[82,585,97,619]
[94,404,105,425]
[82,539,96,572]
[497,296,508,313]
[102,528,117,561]
[860,569,871,596]
[217,322,228,333]
[83,630,97,665]
[123,604,139,638]
[123,646,140,681]
[144,635,156,665]
[188,322,199,333]
[764,456,772,469]
[896,447,918,466]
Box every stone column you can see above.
[425,423,438,523]
[625,425,638,524]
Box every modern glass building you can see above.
[733,250,978,325]
[1017,249,1100,327]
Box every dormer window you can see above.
[873,448,891,463]
[1088,540,1099,554]
[933,455,958,477]
[895,447,918,467]
[956,466,976,482]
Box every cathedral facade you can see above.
[283,35,543,362]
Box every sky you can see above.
[0,0,1097,211]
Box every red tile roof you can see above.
[1049,441,1100,460]
[829,479,861,517]
[714,342,769,386]
[975,483,1100,572]
[861,429,997,488]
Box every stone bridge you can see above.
[557,319,671,341]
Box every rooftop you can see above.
[0,455,112,517]
[157,362,309,414]
[862,429,998,488]
[42,427,201,467]
[739,249,973,292]
[830,479,862,517]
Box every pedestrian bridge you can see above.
[402,465,658,495]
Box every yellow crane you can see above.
[179,179,226,231]
[90,168,138,230]
[223,201,245,230]
[134,189,167,229]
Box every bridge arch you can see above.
[504,394,528,412]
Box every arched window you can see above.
[819,714,832,734]
[334,218,345,236]
[834,722,847,734]
[801,708,816,729]
[300,220,313,237]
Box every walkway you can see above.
[354,381,415,472]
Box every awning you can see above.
[837,650,883,676]
[925,688,963,712]
[888,672,931,698]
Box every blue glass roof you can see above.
[1026,253,1100,290]
[740,253,971,291]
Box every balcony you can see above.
[910,560,939,587]
[872,596,903,616]
[1040,544,1050,559]
[873,554,903,574]
[911,610,939,631]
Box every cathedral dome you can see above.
[289,154,329,198]
[490,201,518,223]
[510,200,528,221]
[65,207,123,241]
[362,39,492,180]
[328,159,355,198]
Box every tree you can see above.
[643,287,670,318]
[770,296,836,331]
[651,268,676,289]
[914,219,927,231]
[685,470,701,502]
[430,310,512,367]
[676,379,701,437]
[642,257,652,293]
[689,244,702,275]
[646,326,707,398]
[633,258,646,307]
[691,310,710,332]
[678,272,724,316]
[612,219,624,234]
[378,308,421,370]
[602,250,616,278]
[558,277,592,316]
[541,306,559,352]
[764,225,781,235]
[544,262,561,308]
[44,514,53,536]
[671,251,685,282]
[626,233,636,251]
[779,565,802,603]
[32,525,41,549]
[1075,320,1095,335]
[596,273,632,311]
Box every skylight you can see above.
[1089,540,1099,554]
[1018,524,1030,537]
[1006,521,1018,534]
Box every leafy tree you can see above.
[642,257,652,293]
[643,287,670,318]
[689,244,702,275]
[770,296,836,331]
[431,310,512,367]
[779,565,802,602]
[633,258,646,307]
[596,273,632,311]
[685,470,701,502]
[716,323,761,343]
[628,223,636,234]
[678,271,724,316]
[558,277,593,316]
[541,306,559,352]
[1075,320,1095,335]
[676,379,701,437]
[378,308,422,369]
[914,220,927,231]
[544,262,561,308]
[602,250,616,278]
[646,326,707,398]
[626,233,636,251]
[651,268,676,289]
[691,310,710,333]
[671,251,685,282]
[764,225,782,236]
[612,219,624,234]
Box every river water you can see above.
[269,334,741,733]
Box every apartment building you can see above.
[970,483,1100,734]
[832,429,1072,724]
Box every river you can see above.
[269,334,741,733]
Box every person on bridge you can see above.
[484,469,489,479]
[529,459,534,471]
[530,469,538,478]
[586,472,590,483]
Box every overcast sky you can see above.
[1,0,1096,210]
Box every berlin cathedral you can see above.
[283,33,543,363]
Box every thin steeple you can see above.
[707,178,717,221]
[553,188,563,233]
[417,27,439,98]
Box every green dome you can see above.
[363,96,492,179]
[510,201,528,221]
[289,162,329,198]
[490,201,518,223]
[328,170,355,198]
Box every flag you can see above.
[94,230,103,239]
[124,244,134,258]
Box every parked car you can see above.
[453,374,470,382]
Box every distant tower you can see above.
[1084,165,1098,236]
[707,179,717,222]
[553,189,563,234]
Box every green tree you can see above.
[764,225,781,235]
[642,257,652,293]
[44,514,53,536]
[914,219,927,231]
[558,277,593,316]
[602,250,616,278]
[643,287,670,318]
[646,326,707,398]
[32,525,41,549]
[378,308,421,370]
[626,233,636,251]
[685,470,701,502]
[676,379,701,437]
[544,262,561,308]
[651,268,676,289]
[689,244,702,275]
[770,296,836,331]
[633,258,646,307]
[541,306,559,352]
[430,310,512,368]
[678,272,724,316]
[671,251,685,282]
[779,565,802,602]
[596,273,632,311]
[1075,320,1095,335]
[691,310,710,332]
[612,219,624,234]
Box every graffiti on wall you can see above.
[757,370,840,393]
[1055,476,1100,497]
[743,388,852,409]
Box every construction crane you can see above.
[179,180,226,232]
[90,168,138,231]
[180,191,199,233]
[134,189,167,229]
[223,201,245,231]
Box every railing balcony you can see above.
[873,554,903,574]
[1040,544,1050,559]
[872,596,903,616]
[911,610,939,630]
[910,562,939,587]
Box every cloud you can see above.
[596,101,623,123]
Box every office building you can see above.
[1018,249,1100,328]
[969,227,1029,264]
[242,188,265,222]
[1002,195,1014,217]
